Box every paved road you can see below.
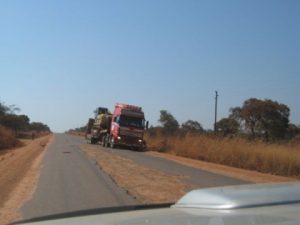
[21,133,247,220]
[107,148,247,190]
[21,134,137,220]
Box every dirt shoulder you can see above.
[80,144,298,205]
[81,145,187,204]
[146,151,298,183]
[0,135,52,225]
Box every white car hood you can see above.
[14,202,300,225]
[14,183,300,225]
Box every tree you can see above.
[30,122,51,132]
[0,101,50,137]
[181,120,204,133]
[158,110,179,134]
[0,102,9,116]
[286,124,300,139]
[0,114,30,133]
[0,102,20,117]
[75,125,87,132]
[0,102,20,116]
[216,117,239,136]
[230,98,290,140]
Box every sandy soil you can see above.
[147,151,298,183]
[81,145,187,204]
[0,135,52,225]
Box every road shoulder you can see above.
[0,135,52,225]
[146,151,297,183]
[80,143,297,207]
[80,144,187,204]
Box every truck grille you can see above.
[119,130,143,138]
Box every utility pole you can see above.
[214,91,218,134]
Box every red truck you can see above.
[86,103,148,151]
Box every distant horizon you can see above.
[1,1,299,132]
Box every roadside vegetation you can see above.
[145,98,300,178]
[0,101,51,150]
[67,125,86,137]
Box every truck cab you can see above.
[108,103,148,150]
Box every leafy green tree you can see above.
[181,120,204,133]
[216,117,239,136]
[230,98,290,140]
[158,110,179,134]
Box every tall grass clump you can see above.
[145,132,300,177]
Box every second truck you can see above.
[86,103,148,151]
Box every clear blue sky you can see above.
[0,0,299,132]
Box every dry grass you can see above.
[145,133,300,178]
[16,131,51,139]
[147,151,296,183]
[0,125,22,151]
[66,131,85,137]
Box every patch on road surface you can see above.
[80,145,187,204]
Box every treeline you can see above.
[0,101,51,150]
[145,98,300,177]
[73,125,87,133]
[149,98,300,142]
[67,125,87,135]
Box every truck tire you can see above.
[109,136,115,149]
[139,146,146,152]
[90,138,95,144]
[102,136,107,147]
[133,146,144,151]
[105,135,110,148]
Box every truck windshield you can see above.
[118,115,144,129]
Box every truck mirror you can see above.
[145,121,149,130]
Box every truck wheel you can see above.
[90,138,95,144]
[105,136,110,148]
[134,147,143,151]
[109,137,115,149]
[102,136,107,147]
[140,146,146,152]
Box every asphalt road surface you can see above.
[107,148,247,190]
[21,134,247,220]
[21,134,138,220]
